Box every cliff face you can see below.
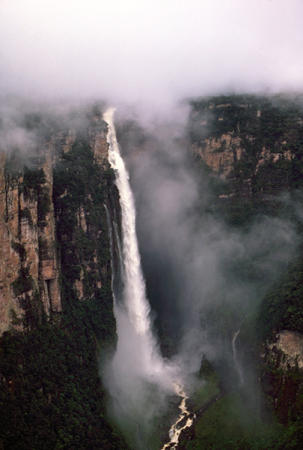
[0,108,111,334]
[267,331,303,370]
[0,146,61,334]
[261,331,303,424]
[0,105,128,449]
[189,94,303,198]
[188,94,303,433]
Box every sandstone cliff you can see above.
[189,94,303,198]
[0,148,61,334]
[0,107,110,335]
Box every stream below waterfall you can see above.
[161,384,195,449]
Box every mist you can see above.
[113,110,300,416]
[1,0,303,110]
[100,102,300,447]
[1,0,303,447]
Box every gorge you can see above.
[0,94,303,449]
[1,1,303,448]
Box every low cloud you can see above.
[1,0,303,109]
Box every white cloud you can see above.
[1,0,303,107]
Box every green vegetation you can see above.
[189,94,303,210]
[189,94,303,146]
[181,357,296,449]
[1,123,127,448]
[0,313,126,450]
[186,392,289,450]
[186,341,303,449]
[2,95,303,448]
[187,94,303,448]
[11,241,26,261]
[20,207,33,225]
[258,253,303,340]
[11,267,33,297]
[53,137,115,308]
[22,167,45,192]
[191,359,220,411]
[22,167,50,225]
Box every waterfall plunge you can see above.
[105,107,152,336]
[103,108,194,449]
[103,109,175,442]
[104,107,166,380]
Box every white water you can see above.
[103,108,193,449]
[232,329,244,385]
[104,107,168,381]
[105,107,154,336]
[162,384,195,449]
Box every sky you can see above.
[1,0,303,108]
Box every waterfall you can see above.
[232,329,244,385]
[104,107,154,336]
[103,107,168,383]
[103,108,192,449]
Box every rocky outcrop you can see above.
[267,330,303,370]
[261,330,303,423]
[89,116,109,166]
[192,134,243,178]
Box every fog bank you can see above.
[1,0,303,109]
